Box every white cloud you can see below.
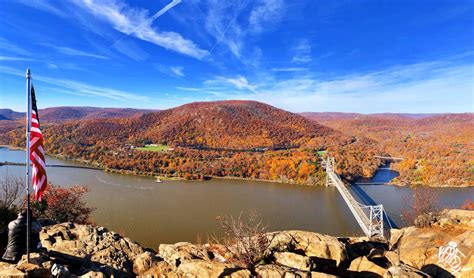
[249,0,284,33]
[205,0,284,62]
[0,37,31,56]
[0,56,33,61]
[112,40,149,61]
[170,66,185,77]
[292,39,312,64]
[76,0,208,59]
[197,57,474,113]
[205,76,257,92]
[40,43,109,59]
[17,0,66,17]
[272,67,307,72]
[0,65,149,102]
[47,63,58,69]
[155,64,185,78]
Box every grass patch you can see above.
[135,144,169,152]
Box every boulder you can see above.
[392,225,473,276]
[437,209,474,229]
[270,231,347,267]
[310,272,337,278]
[141,261,177,277]
[0,262,25,278]
[274,252,312,271]
[256,264,310,278]
[228,269,252,277]
[177,260,232,277]
[15,262,50,277]
[383,265,429,278]
[158,242,211,266]
[40,223,148,276]
[79,271,107,277]
[133,251,163,275]
[348,256,386,277]
[383,251,400,267]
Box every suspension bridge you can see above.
[323,157,390,239]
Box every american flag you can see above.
[30,85,47,201]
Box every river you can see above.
[1,147,472,249]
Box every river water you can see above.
[1,147,472,249]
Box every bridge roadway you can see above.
[326,168,373,237]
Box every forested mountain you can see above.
[301,112,474,187]
[131,100,342,149]
[0,106,155,134]
[0,101,382,185]
[3,102,469,187]
[0,107,155,122]
[0,109,23,120]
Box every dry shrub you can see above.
[0,174,22,210]
[0,174,23,228]
[401,186,440,227]
[213,211,274,271]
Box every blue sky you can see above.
[0,0,473,113]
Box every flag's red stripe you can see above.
[29,94,47,201]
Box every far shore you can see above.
[1,145,472,188]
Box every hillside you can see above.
[0,107,156,134]
[134,101,343,149]
[36,101,349,150]
[301,112,474,187]
[0,106,155,122]
[300,112,438,123]
[39,107,156,121]
[1,101,382,185]
[0,109,23,120]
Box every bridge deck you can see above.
[327,170,372,236]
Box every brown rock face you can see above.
[383,265,430,278]
[270,231,347,267]
[274,252,312,271]
[0,209,472,277]
[348,256,386,277]
[391,209,474,278]
[40,223,145,276]
[158,242,211,266]
[255,264,311,277]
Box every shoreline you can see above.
[2,145,472,188]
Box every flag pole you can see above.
[25,68,32,263]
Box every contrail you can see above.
[134,0,182,33]
[108,0,182,50]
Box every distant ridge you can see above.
[0,107,157,122]
[0,109,23,121]
[299,112,443,122]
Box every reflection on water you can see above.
[1,147,472,249]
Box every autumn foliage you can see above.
[461,199,474,210]
[305,113,474,187]
[4,101,469,187]
[30,184,93,224]
[0,101,384,185]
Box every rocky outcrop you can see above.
[0,209,472,277]
[388,209,474,278]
